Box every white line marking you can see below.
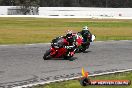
[13,69,132,88]
[0,43,50,47]
[0,40,132,47]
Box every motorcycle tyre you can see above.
[43,50,51,60]
[80,77,91,86]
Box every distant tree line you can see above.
[0,0,132,7]
[0,0,39,7]
[0,0,39,15]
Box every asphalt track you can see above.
[0,40,132,88]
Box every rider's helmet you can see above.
[82,26,89,30]
[66,30,72,38]
[82,26,90,37]
[66,30,74,43]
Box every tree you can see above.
[1,0,132,7]
[14,0,40,15]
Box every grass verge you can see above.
[33,71,132,88]
[0,18,132,44]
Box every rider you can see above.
[79,26,92,43]
[62,30,76,57]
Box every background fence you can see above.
[0,6,132,18]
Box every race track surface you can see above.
[0,40,132,87]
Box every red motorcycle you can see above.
[43,37,75,60]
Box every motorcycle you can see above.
[73,33,96,52]
[43,37,75,60]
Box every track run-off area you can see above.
[0,40,132,88]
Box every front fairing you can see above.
[50,46,67,58]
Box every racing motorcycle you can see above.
[73,33,96,52]
[43,37,75,60]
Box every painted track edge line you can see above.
[13,68,132,88]
[0,43,50,47]
[0,40,132,47]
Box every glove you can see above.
[65,46,69,49]
[65,46,74,49]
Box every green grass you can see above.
[33,71,132,88]
[0,18,132,44]
[65,21,132,27]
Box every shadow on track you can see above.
[75,50,91,53]
[82,51,91,53]
[43,57,78,61]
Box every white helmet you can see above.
[82,26,89,30]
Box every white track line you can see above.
[0,43,50,47]
[0,40,131,47]
[13,69,132,88]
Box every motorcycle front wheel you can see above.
[43,50,51,60]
